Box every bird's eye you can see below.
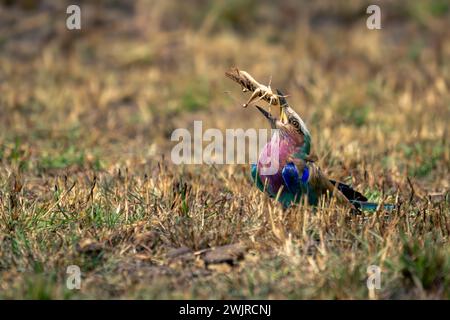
[290,118,299,128]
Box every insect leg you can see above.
[243,88,262,107]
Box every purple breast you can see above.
[257,134,298,195]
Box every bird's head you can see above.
[255,89,310,143]
[255,89,311,159]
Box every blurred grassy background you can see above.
[0,0,449,299]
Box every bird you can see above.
[250,90,394,212]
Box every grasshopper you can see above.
[225,68,288,108]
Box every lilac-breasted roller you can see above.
[250,91,394,212]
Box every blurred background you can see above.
[0,0,449,184]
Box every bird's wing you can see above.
[281,162,301,194]
[307,163,356,208]
[281,161,320,206]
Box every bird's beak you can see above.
[279,106,288,124]
[254,89,291,129]
[255,105,277,129]
[277,89,289,124]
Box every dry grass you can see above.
[0,0,449,299]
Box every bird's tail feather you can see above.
[329,179,367,202]
[351,200,395,212]
[329,180,395,212]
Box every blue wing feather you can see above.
[281,162,300,194]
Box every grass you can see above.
[181,78,211,112]
[0,0,449,299]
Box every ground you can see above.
[0,0,449,299]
